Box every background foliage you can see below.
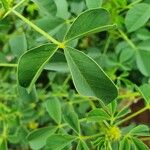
[0,0,150,149]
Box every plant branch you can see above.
[12,10,61,45]
[2,0,26,19]
[0,63,18,67]
[118,29,137,50]
[116,106,148,126]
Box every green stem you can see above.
[3,0,26,19]
[84,133,103,140]
[128,0,143,7]
[12,10,61,45]
[140,137,150,141]
[103,35,111,54]
[118,0,143,13]
[57,118,87,128]
[0,63,17,67]
[116,106,148,126]
[118,29,137,50]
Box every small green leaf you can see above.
[32,0,57,16]
[129,125,150,137]
[64,47,118,105]
[1,0,9,11]
[18,43,58,92]
[45,97,61,124]
[0,138,7,150]
[64,110,80,133]
[9,32,27,58]
[46,134,76,150]
[85,0,102,9]
[139,84,150,105]
[64,8,116,42]
[77,140,89,150]
[119,138,130,150]
[27,126,57,150]
[35,16,64,34]
[115,107,131,119]
[138,39,150,51]
[132,137,149,150]
[136,49,150,76]
[87,108,110,122]
[125,3,150,32]
[54,0,69,19]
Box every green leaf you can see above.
[1,0,9,11]
[64,110,80,133]
[119,138,130,150]
[64,8,116,42]
[9,32,27,58]
[35,16,64,34]
[129,125,150,137]
[27,126,57,150]
[138,39,150,51]
[46,134,76,150]
[136,49,150,76]
[87,108,110,122]
[0,138,7,150]
[132,137,149,150]
[18,43,58,92]
[85,0,102,9]
[115,107,131,119]
[64,47,118,105]
[54,0,69,19]
[44,51,69,73]
[139,84,150,105]
[125,3,150,32]
[18,85,38,102]
[77,140,89,150]
[45,97,61,124]
[32,0,57,16]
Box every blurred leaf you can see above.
[88,108,110,121]
[44,51,69,73]
[27,126,57,150]
[32,0,57,16]
[0,138,7,150]
[46,134,76,150]
[115,107,131,119]
[64,110,80,133]
[18,85,38,102]
[138,39,150,51]
[35,16,64,34]
[64,47,118,105]
[77,140,89,150]
[85,0,102,9]
[125,3,150,32]
[132,137,149,150]
[139,84,150,105]
[54,0,70,19]
[136,28,150,40]
[1,0,9,11]
[136,49,150,76]
[45,97,61,124]
[119,138,131,150]
[129,125,150,137]
[9,32,27,58]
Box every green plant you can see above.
[0,0,150,150]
